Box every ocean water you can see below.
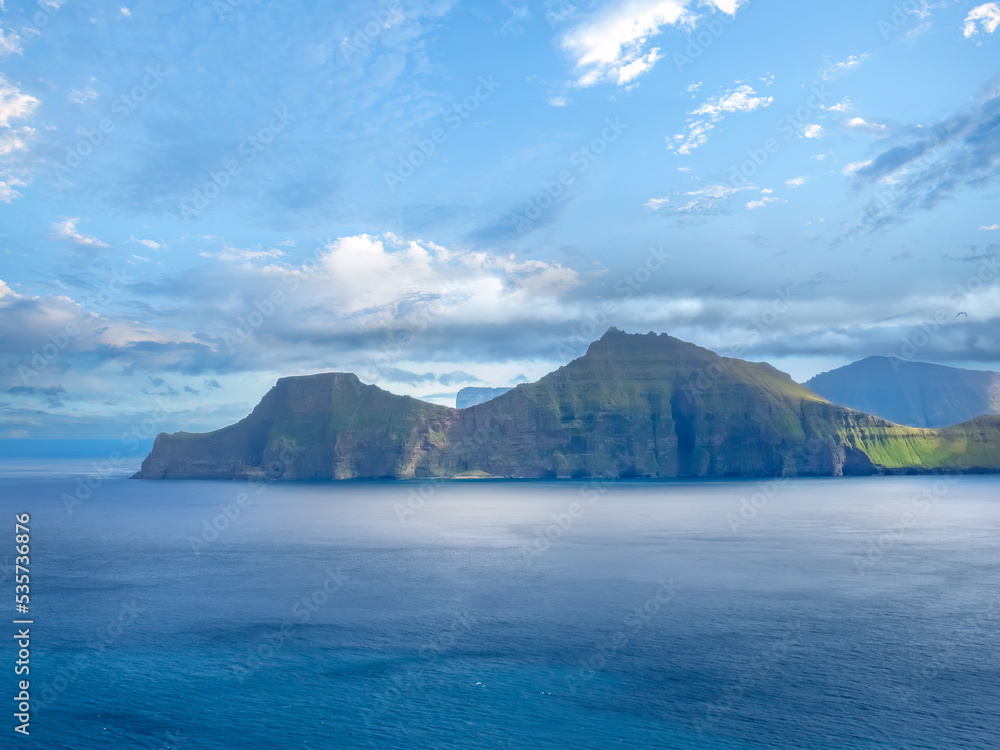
[1,458,998,749]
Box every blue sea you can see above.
[1,449,998,749]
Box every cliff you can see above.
[133,329,1000,479]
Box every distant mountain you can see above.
[134,329,1000,480]
[456,386,512,409]
[805,357,1000,428]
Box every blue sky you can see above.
[0,0,998,438]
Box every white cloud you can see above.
[0,28,22,57]
[52,217,111,248]
[616,47,662,85]
[0,76,38,128]
[546,96,571,107]
[667,83,772,154]
[560,0,745,87]
[0,234,591,422]
[823,99,853,112]
[821,53,869,80]
[645,183,754,214]
[963,3,1000,37]
[0,76,39,203]
[803,124,824,138]
[310,233,581,315]
[845,116,888,135]
[980,223,1000,230]
[785,176,807,188]
[120,6,131,17]
[0,126,32,157]
[499,3,531,36]
[691,83,773,117]
[0,179,25,202]
[666,118,713,155]
[746,195,779,210]
[199,244,286,263]
[708,0,746,13]
[686,81,702,93]
[130,235,162,250]
[562,1,689,87]
[842,159,872,176]
[68,87,99,105]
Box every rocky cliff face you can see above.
[135,373,456,479]
[133,329,1000,480]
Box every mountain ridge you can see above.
[805,356,1000,428]
[133,329,1000,480]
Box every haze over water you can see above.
[2,459,997,749]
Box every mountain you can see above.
[805,357,1000,428]
[134,329,1000,480]
[456,386,512,409]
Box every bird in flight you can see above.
[955,312,968,317]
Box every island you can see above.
[133,328,1000,480]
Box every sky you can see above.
[0,0,999,438]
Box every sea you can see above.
[0,443,997,749]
